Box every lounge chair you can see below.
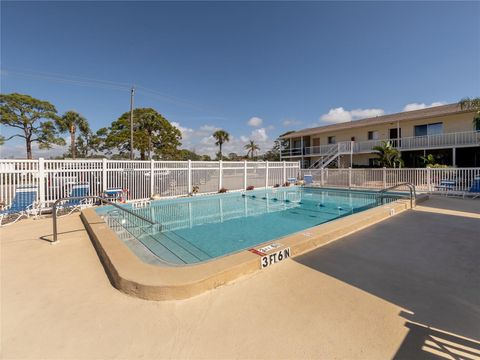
[0,185,40,226]
[56,183,91,215]
[434,179,457,193]
[102,188,127,203]
[303,175,313,185]
[463,177,480,199]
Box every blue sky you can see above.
[1,1,479,158]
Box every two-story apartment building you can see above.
[280,103,480,168]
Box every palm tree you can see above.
[56,111,90,159]
[212,130,230,160]
[458,97,480,131]
[372,140,404,168]
[244,140,260,159]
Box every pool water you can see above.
[96,187,399,265]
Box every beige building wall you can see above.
[289,112,476,146]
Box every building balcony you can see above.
[281,130,480,158]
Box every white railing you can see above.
[300,167,480,193]
[0,159,300,208]
[281,131,480,157]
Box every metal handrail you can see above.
[51,196,155,243]
[377,182,417,208]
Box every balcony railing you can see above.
[281,130,480,157]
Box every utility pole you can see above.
[129,86,135,160]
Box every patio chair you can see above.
[303,175,313,185]
[56,183,91,216]
[0,185,40,226]
[463,177,480,199]
[434,179,457,192]
[102,188,127,203]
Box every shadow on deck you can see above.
[294,205,480,359]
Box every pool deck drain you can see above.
[81,195,427,300]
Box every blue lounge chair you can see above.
[463,177,480,199]
[0,185,40,226]
[56,183,91,215]
[304,175,313,185]
[102,188,126,203]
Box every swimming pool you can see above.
[96,187,400,265]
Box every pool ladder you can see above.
[377,182,417,208]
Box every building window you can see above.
[414,122,443,137]
[328,136,336,144]
[368,131,379,140]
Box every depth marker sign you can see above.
[260,247,291,269]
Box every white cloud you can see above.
[282,119,302,127]
[320,107,385,123]
[247,117,263,127]
[402,102,446,112]
[171,122,194,140]
[250,128,268,142]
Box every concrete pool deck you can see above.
[1,196,479,359]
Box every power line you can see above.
[1,67,222,115]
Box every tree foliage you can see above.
[458,97,480,130]
[212,130,230,160]
[56,111,90,159]
[372,140,404,168]
[175,149,202,161]
[0,93,65,159]
[103,108,181,160]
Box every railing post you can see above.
[265,161,269,188]
[321,168,325,186]
[188,160,192,194]
[219,160,223,190]
[150,159,155,196]
[283,161,287,185]
[383,167,387,188]
[244,160,248,190]
[348,167,352,188]
[38,157,45,207]
[102,158,107,191]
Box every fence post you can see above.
[188,160,192,194]
[102,158,107,191]
[38,157,45,207]
[265,161,269,188]
[244,160,248,190]
[283,161,287,185]
[383,167,387,188]
[348,167,352,188]
[219,160,223,190]
[426,167,431,192]
[150,159,155,196]
[321,168,325,186]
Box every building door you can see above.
[389,128,402,147]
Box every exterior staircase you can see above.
[308,142,353,169]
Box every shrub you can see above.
[246,185,255,190]
[274,184,280,188]
[283,181,290,187]
[218,188,228,193]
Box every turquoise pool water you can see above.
[96,187,399,265]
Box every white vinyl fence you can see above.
[0,159,300,208]
[300,168,480,193]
